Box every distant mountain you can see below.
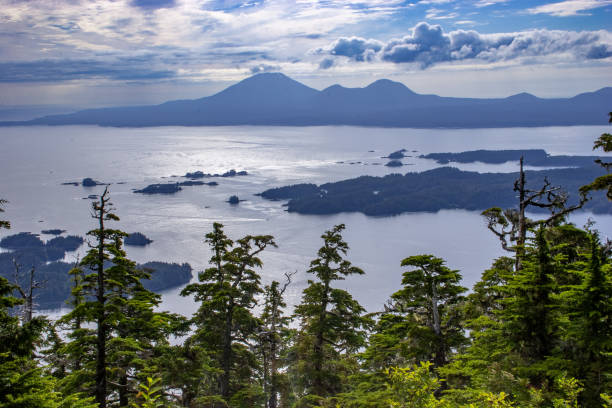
[2,73,610,127]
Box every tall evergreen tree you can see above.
[257,274,294,408]
[561,232,612,406]
[386,255,466,369]
[59,188,178,407]
[291,224,370,404]
[181,222,276,406]
[499,227,559,387]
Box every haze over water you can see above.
[1,124,610,317]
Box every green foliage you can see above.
[580,112,612,200]
[4,176,612,407]
[181,222,276,404]
[58,189,181,407]
[385,255,467,368]
[0,274,95,408]
[257,277,294,408]
[385,362,450,408]
[291,224,371,402]
[131,377,164,408]
[499,227,559,385]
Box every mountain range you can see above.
[2,73,610,128]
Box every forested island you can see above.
[124,232,153,246]
[260,164,609,215]
[420,149,604,167]
[0,231,192,308]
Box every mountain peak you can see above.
[243,72,290,82]
[366,79,416,94]
[506,92,538,101]
[210,71,318,107]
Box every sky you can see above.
[0,0,611,108]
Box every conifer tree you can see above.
[0,206,94,408]
[257,273,294,408]
[498,227,558,387]
[181,222,276,405]
[60,188,178,407]
[483,158,586,271]
[291,224,370,404]
[388,255,466,369]
[440,258,516,398]
[562,232,612,406]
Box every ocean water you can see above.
[0,125,610,317]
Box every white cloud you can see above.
[474,0,510,7]
[0,0,404,75]
[317,22,612,69]
[0,0,611,106]
[528,0,612,16]
[419,0,454,4]
[425,8,460,19]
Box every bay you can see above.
[0,125,610,317]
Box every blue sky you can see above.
[0,0,610,107]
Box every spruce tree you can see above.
[499,227,558,387]
[562,232,612,406]
[291,224,370,404]
[257,274,294,408]
[181,222,276,405]
[389,255,466,369]
[60,188,178,407]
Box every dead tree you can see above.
[12,259,46,323]
[483,157,588,271]
[259,271,295,408]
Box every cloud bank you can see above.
[318,22,612,69]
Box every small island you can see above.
[46,235,85,251]
[0,232,86,308]
[62,178,106,187]
[125,232,153,246]
[420,149,603,167]
[385,149,407,159]
[185,169,248,179]
[0,232,45,249]
[82,177,98,187]
[385,160,403,167]
[41,229,66,235]
[139,262,192,292]
[134,183,182,194]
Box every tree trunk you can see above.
[516,156,527,272]
[430,276,445,368]
[119,374,128,407]
[220,304,233,400]
[268,337,278,408]
[95,196,107,408]
[313,280,329,397]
